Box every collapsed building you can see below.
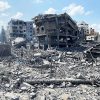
[33,13,79,49]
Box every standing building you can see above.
[78,21,89,35]
[78,21,89,41]
[78,21,99,42]
[7,19,34,41]
[33,13,79,49]
[25,21,34,41]
[86,28,99,41]
[89,28,95,35]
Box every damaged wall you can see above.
[33,13,79,49]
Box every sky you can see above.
[0,0,100,32]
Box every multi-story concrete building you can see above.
[78,21,89,35]
[78,21,90,41]
[89,28,96,35]
[86,28,99,41]
[25,21,34,41]
[33,13,79,49]
[7,19,34,41]
[78,22,99,42]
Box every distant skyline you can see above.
[0,0,100,32]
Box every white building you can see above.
[78,21,89,35]
[78,21,90,41]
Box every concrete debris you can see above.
[0,42,100,99]
[30,92,36,99]
[58,93,70,100]
[20,82,35,92]
[5,93,20,100]
[76,73,86,80]
[48,84,54,89]
[34,53,42,57]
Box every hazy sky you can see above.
[0,0,100,32]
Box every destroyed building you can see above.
[7,19,35,41]
[33,13,79,48]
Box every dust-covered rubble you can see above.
[0,47,100,99]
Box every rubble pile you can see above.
[35,85,100,100]
[0,47,100,100]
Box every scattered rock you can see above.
[76,73,86,80]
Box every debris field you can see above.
[0,47,100,100]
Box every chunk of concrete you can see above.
[5,93,19,100]
[30,92,36,99]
